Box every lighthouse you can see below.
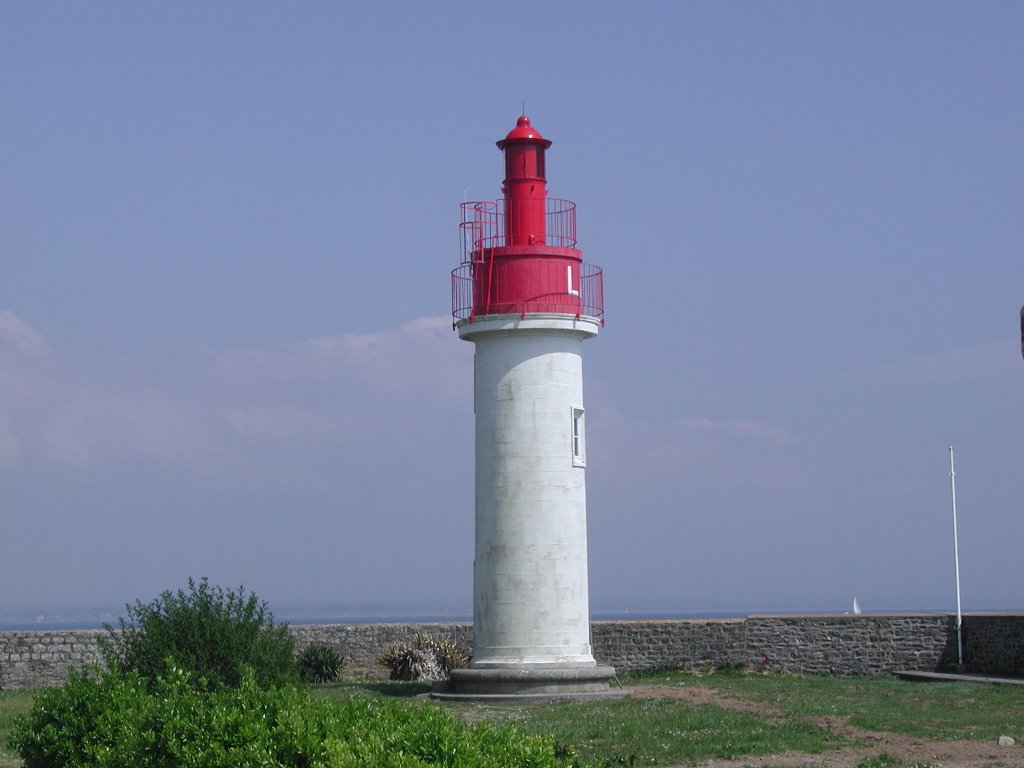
[441,116,621,699]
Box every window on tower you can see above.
[504,146,546,180]
[571,407,586,467]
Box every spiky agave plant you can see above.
[424,635,469,675]
[377,633,469,681]
[297,644,344,684]
[377,645,442,681]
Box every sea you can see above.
[0,606,975,632]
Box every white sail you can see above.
[853,596,862,615]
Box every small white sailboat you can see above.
[853,597,862,615]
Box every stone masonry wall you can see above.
[2,614,1020,690]
[591,619,746,673]
[289,623,474,678]
[742,615,959,676]
[0,630,106,689]
[590,615,961,675]
[961,615,1024,676]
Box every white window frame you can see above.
[571,407,586,467]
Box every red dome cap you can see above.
[496,115,552,149]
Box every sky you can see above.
[2,2,1022,619]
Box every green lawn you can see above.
[0,691,34,768]
[483,696,848,765]
[317,671,1023,766]
[636,668,1024,743]
[6,671,1021,767]
[313,678,849,766]
[309,678,433,701]
[306,671,1024,767]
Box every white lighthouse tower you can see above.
[441,116,620,698]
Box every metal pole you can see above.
[949,446,964,670]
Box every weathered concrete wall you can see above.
[2,614,1020,690]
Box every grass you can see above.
[0,691,34,768]
[310,678,433,701]
[4,671,1021,767]
[855,755,939,768]
[313,679,849,766]
[476,696,848,765]
[637,667,1024,743]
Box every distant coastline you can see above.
[0,612,734,632]
[1,607,1003,632]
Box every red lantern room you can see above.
[497,115,552,246]
[452,116,604,324]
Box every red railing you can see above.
[451,261,604,324]
[452,198,603,325]
[579,262,604,319]
[459,199,577,262]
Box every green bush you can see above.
[10,665,336,768]
[99,578,297,690]
[298,644,345,684]
[324,698,576,767]
[11,665,583,768]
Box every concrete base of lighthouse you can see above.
[432,665,627,701]
[431,313,626,701]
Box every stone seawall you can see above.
[290,623,474,678]
[0,630,105,689]
[742,615,959,676]
[2,614,1020,690]
[961,615,1024,675]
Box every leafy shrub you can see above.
[99,577,297,690]
[11,665,582,768]
[11,664,336,768]
[297,644,345,684]
[323,698,577,768]
[10,665,151,768]
[377,633,468,682]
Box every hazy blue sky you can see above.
[3,2,1021,617]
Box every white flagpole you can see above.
[949,446,964,670]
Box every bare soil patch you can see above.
[630,683,1024,768]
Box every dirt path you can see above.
[631,684,1024,768]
